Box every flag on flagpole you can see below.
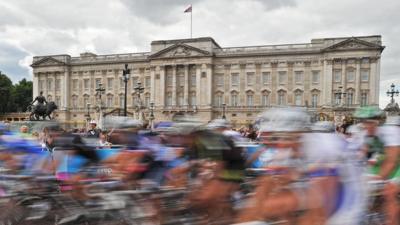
[184,4,192,13]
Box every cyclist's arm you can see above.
[379,146,400,179]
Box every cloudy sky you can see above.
[0,0,399,107]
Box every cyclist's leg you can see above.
[383,182,399,225]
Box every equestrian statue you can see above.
[28,91,58,120]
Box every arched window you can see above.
[294,90,303,106]
[246,91,254,106]
[346,88,354,106]
[214,92,224,107]
[361,90,368,106]
[106,94,114,108]
[231,91,239,107]
[261,91,270,106]
[277,90,286,106]
[71,95,78,109]
[83,95,89,107]
[311,89,320,108]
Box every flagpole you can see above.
[190,9,192,38]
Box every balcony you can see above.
[162,105,198,112]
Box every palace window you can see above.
[106,95,113,108]
[166,74,173,87]
[190,92,196,106]
[166,92,172,106]
[55,96,61,107]
[47,79,53,90]
[95,78,101,89]
[312,71,320,84]
[144,93,150,107]
[347,91,354,106]
[215,74,224,87]
[361,92,368,106]
[119,78,124,89]
[72,79,78,91]
[231,73,239,86]
[83,95,89,107]
[295,71,303,84]
[334,70,341,82]
[55,79,61,91]
[84,79,90,91]
[132,96,139,107]
[145,76,151,88]
[179,74,185,87]
[262,72,270,85]
[361,69,369,82]
[334,93,341,105]
[190,74,196,86]
[107,78,114,90]
[261,91,270,106]
[311,93,319,108]
[215,93,223,107]
[72,96,78,109]
[177,92,184,106]
[119,95,124,107]
[277,90,286,105]
[246,92,254,106]
[132,77,138,88]
[278,71,287,84]
[247,72,254,86]
[346,69,355,82]
[294,90,303,106]
[231,92,238,106]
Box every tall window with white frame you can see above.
[166,92,172,106]
[144,93,150,107]
[215,93,223,107]
[72,96,78,109]
[311,92,319,108]
[334,93,341,105]
[231,91,238,106]
[95,78,101,89]
[145,77,151,88]
[72,79,78,91]
[231,73,239,87]
[346,89,354,106]
[47,79,53,91]
[294,90,302,106]
[132,95,139,107]
[346,68,355,82]
[190,92,196,106]
[278,71,287,85]
[261,91,269,107]
[334,70,342,83]
[247,72,254,86]
[312,71,320,84]
[84,95,89,108]
[106,95,113,108]
[190,74,196,87]
[84,79,90,91]
[277,90,286,105]
[262,72,270,85]
[55,79,61,91]
[119,95,124,108]
[166,74,173,87]
[246,91,254,106]
[361,91,368,106]
[361,69,369,82]
[295,71,303,84]
[177,92,184,106]
[107,78,114,90]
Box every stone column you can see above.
[159,66,165,107]
[271,62,278,105]
[196,64,201,106]
[62,68,70,110]
[369,58,378,105]
[184,64,189,106]
[150,66,156,103]
[355,59,361,105]
[287,62,294,105]
[206,64,213,107]
[341,61,346,90]
[33,72,39,101]
[172,65,177,106]
[224,65,230,104]
[323,59,333,106]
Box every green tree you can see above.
[0,71,14,114]
[13,78,33,112]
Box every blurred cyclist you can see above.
[355,107,400,225]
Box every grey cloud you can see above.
[0,42,31,83]
[253,0,297,10]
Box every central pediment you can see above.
[322,37,384,52]
[149,43,212,59]
[31,57,67,67]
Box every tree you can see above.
[13,78,33,112]
[0,72,14,114]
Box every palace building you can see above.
[31,35,384,127]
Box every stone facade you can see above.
[31,36,384,128]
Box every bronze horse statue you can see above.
[28,101,58,120]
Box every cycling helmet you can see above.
[353,106,383,119]
[311,121,335,133]
[259,107,311,132]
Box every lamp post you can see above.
[95,83,106,129]
[133,82,145,120]
[85,103,91,121]
[222,103,226,119]
[386,83,399,103]
[122,64,131,117]
[149,102,155,131]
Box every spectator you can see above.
[87,120,101,138]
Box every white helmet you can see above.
[259,107,311,132]
[89,120,97,124]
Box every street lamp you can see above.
[149,102,155,131]
[122,64,131,117]
[386,83,399,103]
[134,81,145,101]
[95,83,106,129]
[222,103,226,119]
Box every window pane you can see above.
[295,93,302,106]
[73,80,78,91]
[56,79,61,91]
[145,77,151,87]
[278,71,286,84]
[347,70,355,82]
[247,94,253,106]
[334,70,341,82]
[247,72,254,86]
[262,94,269,106]
[107,78,114,90]
[84,79,89,90]
[167,75,173,87]
[347,93,353,105]
[191,74,196,86]
[95,79,101,89]
[262,72,270,85]
[295,71,303,83]
[361,70,369,82]
[312,71,320,83]
[120,96,124,107]
[312,94,318,107]
[231,73,239,86]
